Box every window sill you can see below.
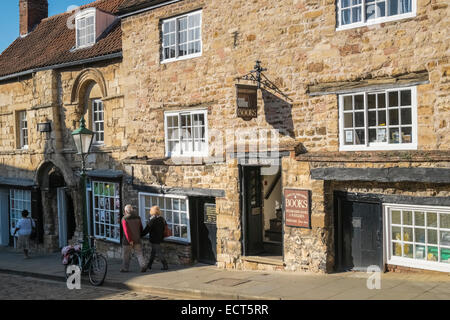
[339,143,418,152]
[161,52,202,64]
[336,12,416,31]
[93,237,120,245]
[163,238,191,246]
[387,257,450,273]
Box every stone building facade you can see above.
[0,0,449,273]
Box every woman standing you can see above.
[142,206,169,270]
[13,210,35,259]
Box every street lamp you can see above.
[72,117,94,253]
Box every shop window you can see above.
[18,111,28,149]
[161,10,202,62]
[385,204,450,272]
[339,87,417,151]
[92,100,104,144]
[9,189,31,236]
[76,9,96,48]
[92,181,121,243]
[165,110,208,157]
[336,0,415,30]
[139,193,190,243]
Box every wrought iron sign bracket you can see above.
[235,61,292,101]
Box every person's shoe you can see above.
[161,263,169,270]
[120,269,129,273]
[140,267,147,273]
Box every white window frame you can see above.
[164,109,208,157]
[18,111,28,149]
[92,99,104,145]
[384,203,450,273]
[161,10,202,63]
[9,189,31,237]
[138,192,191,243]
[91,181,121,243]
[336,0,416,31]
[75,8,96,49]
[339,86,417,151]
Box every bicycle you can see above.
[64,236,108,286]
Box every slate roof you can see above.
[0,0,126,79]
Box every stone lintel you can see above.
[308,71,429,96]
[0,176,35,187]
[334,191,450,207]
[86,170,123,179]
[296,150,450,162]
[31,103,55,110]
[133,184,225,198]
[311,167,450,184]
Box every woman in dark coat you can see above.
[142,206,169,270]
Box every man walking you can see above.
[121,204,147,273]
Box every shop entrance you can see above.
[335,193,383,271]
[190,197,217,265]
[240,165,283,259]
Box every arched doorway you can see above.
[37,162,76,251]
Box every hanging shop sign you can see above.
[236,84,258,121]
[284,188,311,228]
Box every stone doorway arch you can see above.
[36,161,78,252]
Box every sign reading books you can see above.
[284,188,311,228]
[236,84,257,120]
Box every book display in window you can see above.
[388,207,450,269]
[92,181,120,242]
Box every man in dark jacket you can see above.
[142,206,169,270]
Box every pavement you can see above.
[0,247,449,300]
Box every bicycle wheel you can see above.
[88,253,107,286]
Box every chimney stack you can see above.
[19,0,48,36]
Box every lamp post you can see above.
[72,117,94,253]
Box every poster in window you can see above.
[377,128,386,142]
[345,130,353,143]
[204,203,217,224]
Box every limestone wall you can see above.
[121,0,449,157]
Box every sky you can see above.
[0,0,94,54]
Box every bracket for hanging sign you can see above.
[235,61,291,121]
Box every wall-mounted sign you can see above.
[284,188,311,228]
[37,122,51,132]
[236,84,257,121]
[204,203,217,224]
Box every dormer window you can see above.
[74,8,116,49]
[76,9,96,48]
